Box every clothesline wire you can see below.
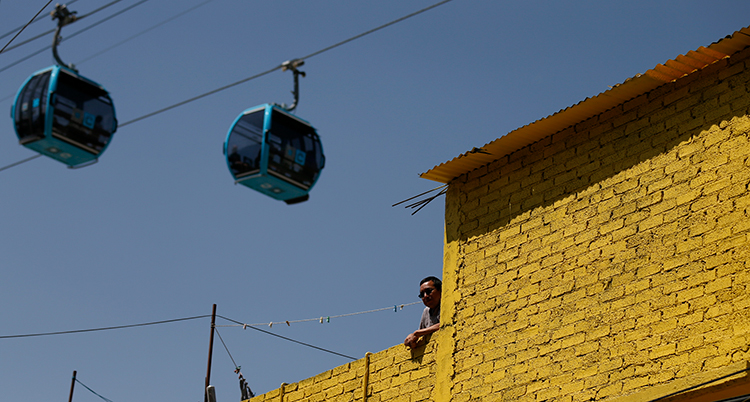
[214,301,422,328]
[217,314,357,361]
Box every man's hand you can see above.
[404,332,420,349]
[404,323,440,349]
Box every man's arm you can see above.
[404,322,440,349]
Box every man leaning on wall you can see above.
[404,276,441,349]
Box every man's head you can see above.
[419,276,442,309]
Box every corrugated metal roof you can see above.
[420,26,750,184]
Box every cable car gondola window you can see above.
[226,109,264,178]
[14,71,51,144]
[52,70,116,155]
[267,108,323,189]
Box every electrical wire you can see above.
[217,315,357,361]
[75,378,115,402]
[0,0,144,73]
[214,326,240,370]
[0,0,54,55]
[118,0,455,127]
[0,314,210,339]
[214,301,421,329]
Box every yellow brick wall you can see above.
[442,46,750,401]
[248,339,436,402]
[246,47,750,402]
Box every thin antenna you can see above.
[393,184,448,215]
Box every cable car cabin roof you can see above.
[12,65,117,168]
[420,25,750,183]
[224,104,325,204]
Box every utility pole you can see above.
[67,370,77,402]
[204,304,217,402]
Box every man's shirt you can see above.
[419,305,440,329]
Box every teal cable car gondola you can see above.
[12,65,117,167]
[224,103,324,204]
[223,60,324,204]
[10,4,117,168]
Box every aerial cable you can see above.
[0,0,54,55]
[0,154,42,173]
[120,64,282,128]
[118,0,455,127]
[0,0,144,73]
[297,0,454,61]
[0,0,122,55]
[0,0,78,42]
[76,0,217,66]
[0,314,210,339]
[214,301,421,329]
[0,0,454,172]
[0,0,195,103]
[217,315,357,361]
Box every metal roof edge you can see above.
[420,26,750,184]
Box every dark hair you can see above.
[420,276,442,292]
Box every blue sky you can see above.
[1,1,748,401]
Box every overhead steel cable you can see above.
[0,0,121,55]
[0,0,144,73]
[0,314,210,339]
[0,0,455,172]
[118,0,455,127]
[119,65,283,127]
[298,0,453,61]
[0,0,210,102]
[0,0,54,54]
[0,0,79,42]
[76,0,217,66]
[0,154,42,173]
[217,315,357,361]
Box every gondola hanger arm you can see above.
[279,59,305,112]
[51,4,78,71]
